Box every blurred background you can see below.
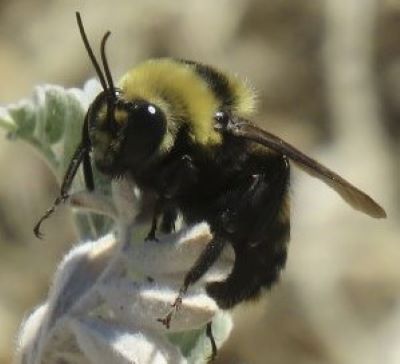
[0,0,399,363]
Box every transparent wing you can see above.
[224,119,386,219]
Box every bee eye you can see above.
[128,102,165,130]
[121,102,167,161]
[124,101,155,115]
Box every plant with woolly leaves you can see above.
[0,82,234,364]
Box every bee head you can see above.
[76,12,167,177]
[33,13,169,239]
[88,91,167,176]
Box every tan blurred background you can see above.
[0,0,399,363]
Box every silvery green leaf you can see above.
[69,191,117,220]
[15,304,48,364]
[98,280,220,332]
[122,222,231,278]
[44,235,117,327]
[16,211,234,363]
[0,81,101,173]
[15,235,117,364]
[70,317,186,364]
[0,80,114,239]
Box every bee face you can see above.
[87,91,167,176]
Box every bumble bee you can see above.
[34,12,386,358]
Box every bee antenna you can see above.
[76,12,108,92]
[100,32,116,97]
[100,31,117,131]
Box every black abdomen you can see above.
[177,139,291,309]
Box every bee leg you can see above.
[160,205,178,233]
[82,113,95,191]
[146,154,197,241]
[34,141,89,238]
[206,321,217,362]
[82,148,95,191]
[147,203,178,239]
[145,213,159,242]
[157,239,226,328]
[145,197,165,242]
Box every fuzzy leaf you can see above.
[8,81,235,363]
[0,80,115,239]
[70,317,186,364]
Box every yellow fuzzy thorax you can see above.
[118,58,256,149]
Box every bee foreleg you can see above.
[145,197,165,242]
[160,204,178,233]
[206,321,217,361]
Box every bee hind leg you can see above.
[157,238,226,328]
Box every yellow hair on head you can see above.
[118,59,222,148]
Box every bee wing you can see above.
[224,119,386,218]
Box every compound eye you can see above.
[122,102,167,160]
[136,103,164,126]
[129,102,166,132]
